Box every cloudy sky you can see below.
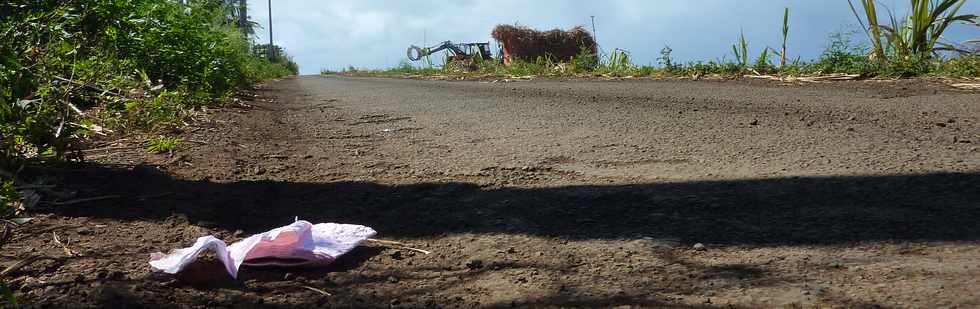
[247,0,979,75]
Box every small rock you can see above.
[749,120,759,126]
[846,127,856,132]
[692,243,707,251]
[284,272,296,280]
[465,258,484,270]
[76,228,93,235]
[387,276,399,283]
[254,167,267,175]
[390,251,403,260]
[936,122,947,127]
[233,230,245,237]
[109,271,126,280]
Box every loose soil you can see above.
[4,76,980,308]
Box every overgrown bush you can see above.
[0,0,296,169]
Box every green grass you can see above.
[733,30,750,68]
[364,40,978,80]
[145,136,182,154]
[780,7,791,67]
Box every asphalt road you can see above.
[289,76,978,183]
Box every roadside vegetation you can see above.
[1,0,297,170]
[336,1,978,79]
[0,0,298,301]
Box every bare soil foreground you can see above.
[7,76,980,308]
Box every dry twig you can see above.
[52,232,77,257]
[46,195,121,206]
[302,285,332,296]
[364,239,432,255]
[52,76,126,98]
[949,83,980,90]
[745,74,861,83]
[136,192,174,201]
[0,256,59,278]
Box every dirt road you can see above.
[9,76,980,308]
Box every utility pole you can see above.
[267,0,274,61]
[423,28,430,67]
[590,15,597,44]
[238,0,247,35]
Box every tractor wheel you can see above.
[407,46,424,61]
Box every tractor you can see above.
[406,41,495,69]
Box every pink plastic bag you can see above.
[149,220,377,278]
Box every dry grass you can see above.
[491,24,597,65]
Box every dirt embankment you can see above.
[4,76,979,308]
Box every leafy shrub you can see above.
[571,47,599,72]
[658,46,678,72]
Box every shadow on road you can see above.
[33,165,980,246]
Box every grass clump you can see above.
[145,136,182,154]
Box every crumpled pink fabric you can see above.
[149,221,377,278]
